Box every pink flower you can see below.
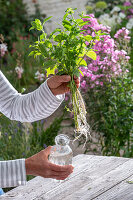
[127,15,133,19]
[114,28,131,40]
[79,14,130,91]
[129,8,133,14]
[35,71,45,81]
[65,95,69,101]
[91,74,96,81]
[15,66,24,79]
[126,56,130,60]
[123,2,132,6]
[0,43,7,57]
[81,80,86,89]
[100,82,103,86]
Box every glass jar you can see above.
[49,134,73,165]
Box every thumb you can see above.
[44,146,52,157]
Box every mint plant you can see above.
[29,8,100,145]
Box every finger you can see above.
[49,163,74,172]
[74,75,80,80]
[74,79,80,84]
[51,84,70,95]
[55,176,68,180]
[74,75,78,79]
[55,75,71,83]
[51,170,73,176]
[43,146,52,157]
[76,83,80,88]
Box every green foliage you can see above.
[84,0,133,157]
[129,29,133,78]
[30,8,98,78]
[86,6,93,13]
[85,75,133,156]
[85,0,109,17]
[0,37,42,92]
[0,114,63,163]
[0,0,29,50]
[0,0,45,51]
[40,117,63,146]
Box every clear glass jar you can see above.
[49,134,73,165]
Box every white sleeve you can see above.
[0,159,26,188]
[0,71,65,122]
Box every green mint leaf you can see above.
[43,16,52,25]
[76,58,87,66]
[84,35,92,42]
[46,65,57,77]
[38,43,49,57]
[29,27,35,31]
[63,13,69,20]
[79,69,84,77]
[31,19,43,31]
[86,51,97,60]
[49,28,61,39]
[66,8,74,14]
[82,15,91,18]
[29,51,35,56]
[74,69,80,77]
[62,20,72,26]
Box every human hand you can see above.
[47,75,80,96]
[25,146,74,180]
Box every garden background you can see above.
[0,0,132,191]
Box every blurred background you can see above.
[0,0,132,191]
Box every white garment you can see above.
[0,70,64,188]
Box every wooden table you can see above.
[1,154,133,200]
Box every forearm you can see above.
[8,80,64,122]
[0,71,64,122]
[0,159,26,188]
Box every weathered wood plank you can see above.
[93,174,133,200]
[63,159,133,200]
[35,156,129,200]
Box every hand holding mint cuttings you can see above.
[29,8,101,146]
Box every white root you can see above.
[72,89,91,148]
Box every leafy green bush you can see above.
[0,0,29,51]
[0,36,42,92]
[0,114,63,161]
[85,76,133,156]
[95,1,107,9]
[0,0,47,93]
[0,0,45,51]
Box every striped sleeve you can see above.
[0,159,26,188]
[0,71,65,122]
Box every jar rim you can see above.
[55,134,70,146]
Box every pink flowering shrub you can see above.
[79,14,131,91]
[68,14,132,157]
